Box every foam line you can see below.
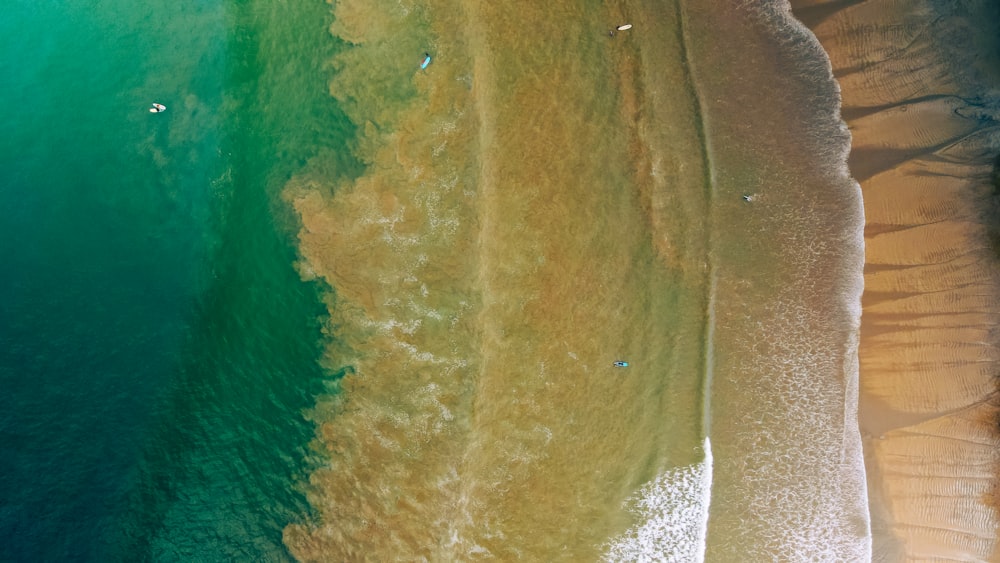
[603,438,714,563]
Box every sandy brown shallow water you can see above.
[272,0,1000,560]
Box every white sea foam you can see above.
[708,2,871,559]
[603,438,713,563]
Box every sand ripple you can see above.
[798,0,1000,559]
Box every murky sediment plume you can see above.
[284,0,872,559]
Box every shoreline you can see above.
[794,0,1000,559]
[280,0,999,558]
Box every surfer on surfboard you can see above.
[149,103,166,113]
[609,23,632,37]
[420,53,431,69]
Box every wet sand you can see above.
[795,1,1000,559]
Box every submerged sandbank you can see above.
[286,0,871,559]
[283,0,715,559]
[795,0,1000,559]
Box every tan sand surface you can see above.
[798,0,1000,560]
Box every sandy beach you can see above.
[795,0,1000,559]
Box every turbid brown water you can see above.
[285,0,869,559]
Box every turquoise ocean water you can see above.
[0,1,352,560]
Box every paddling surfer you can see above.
[609,23,632,37]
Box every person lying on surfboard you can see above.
[149,103,166,113]
[609,23,632,37]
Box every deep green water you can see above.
[0,1,353,560]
